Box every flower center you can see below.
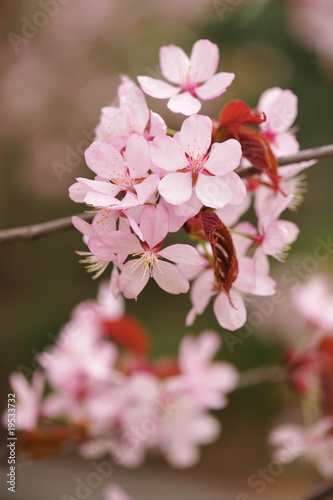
[130,251,163,283]
[185,152,209,174]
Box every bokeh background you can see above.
[1,0,333,498]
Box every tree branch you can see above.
[237,366,286,389]
[239,143,333,179]
[1,144,333,245]
[0,213,93,244]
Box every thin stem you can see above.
[0,213,93,244]
[237,366,286,389]
[1,143,333,245]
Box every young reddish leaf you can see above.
[318,337,333,418]
[200,211,238,295]
[219,100,266,127]
[214,100,280,191]
[101,316,150,356]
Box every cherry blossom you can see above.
[104,485,133,500]
[95,75,167,150]
[138,39,234,115]
[2,372,44,431]
[97,204,204,299]
[167,331,239,409]
[270,418,333,478]
[151,114,244,208]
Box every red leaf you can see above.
[101,316,150,356]
[219,100,266,128]
[200,211,238,295]
[215,101,280,190]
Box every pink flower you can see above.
[151,114,243,208]
[258,87,298,156]
[95,75,166,150]
[2,372,44,431]
[292,275,333,333]
[269,418,333,478]
[169,331,238,409]
[138,39,235,115]
[76,134,159,208]
[97,204,204,299]
[104,485,133,500]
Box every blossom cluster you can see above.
[69,39,313,332]
[2,282,238,468]
[269,274,333,478]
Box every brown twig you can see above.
[1,144,333,245]
[237,366,286,389]
[0,213,93,244]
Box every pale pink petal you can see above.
[262,223,290,255]
[259,88,298,133]
[206,139,242,176]
[158,244,204,265]
[153,261,189,294]
[119,75,149,132]
[85,141,125,180]
[180,114,212,157]
[84,192,121,208]
[92,209,119,235]
[222,172,247,205]
[190,39,219,82]
[140,204,169,248]
[134,174,159,205]
[118,259,150,299]
[159,172,193,205]
[137,76,179,98]
[148,111,167,137]
[195,72,235,100]
[215,192,252,227]
[100,231,142,256]
[72,216,96,239]
[125,134,151,178]
[77,177,120,198]
[69,182,89,203]
[195,174,232,209]
[150,135,185,172]
[88,237,117,262]
[160,44,190,84]
[213,289,247,331]
[278,220,300,245]
[188,269,215,322]
[278,160,315,178]
[272,132,299,156]
[167,92,202,116]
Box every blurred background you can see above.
[1,0,333,498]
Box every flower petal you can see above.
[222,172,247,205]
[180,114,212,158]
[140,204,169,248]
[158,244,204,265]
[160,44,190,84]
[190,39,219,82]
[213,289,247,331]
[134,174,159,205]
[153,261,189,294]
[85,141,125,180]
[159,172,193,205]
[118,259,150,299]
[150,135,185,172]
[137,76,179,99]
[167,92,201,116]
[206,139,242,176]
[125,134,152,178]
[195,72,235,100]
[195,174,232,209]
